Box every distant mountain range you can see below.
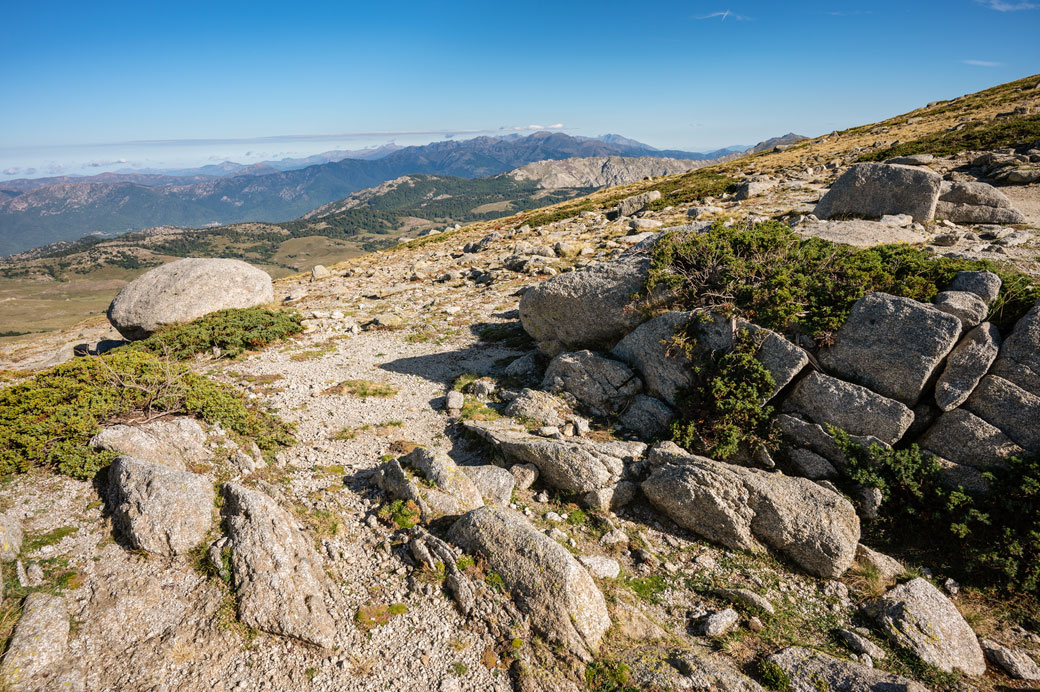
[0,131,801,256]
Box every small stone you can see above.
[509,463,539,490]
[578,555,621,579]
[26,562,44,586]
[712,588,775,616]
[445,390,464,411]
[836,628,887,660]
[981,638,1040,680]
[700,609,739,637]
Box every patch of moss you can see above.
[21,526,78,554]
[354,602,407,632]
[0,350,294,480]
[620,574,668,604]
[757,659,790,691]
[377,499,421,530]
[584,659,638,692]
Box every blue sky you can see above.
[1,0,1037,179]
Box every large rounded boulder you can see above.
[107,258,274,339]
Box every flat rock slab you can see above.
[108,456,214,556]
[90,417,211,470]
[819,293,962,406]
[782,371,913,445]
[542,349,642,416]
[991,303,1040,397]
[464,421,644,497]
[964,374,1040,452]
[0,593,70,689]
[814,163,942,222]
[867,577,985,675]
[918,408,1025,470]
[461,465,514,506]
[641,444,859,578]
[447,506,610,659]
[222,483,337,648]
[107,257,274,340]
[798,219,928,248]
[767,647,925,692]
[934,323,1000,411]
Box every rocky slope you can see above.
[1,73,1040,692]
[507,156,701,189]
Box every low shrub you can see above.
[669,328,779,460]
[126,307,302,360]
[646,221,1038,343]
[0,349,294,480]
[834,431,1040,593]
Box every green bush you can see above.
[669,328,778,460]
[646,221,1038,342]
[0,350,294,480]
[834,431,1040,593]
[126,307,302,360]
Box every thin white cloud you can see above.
[976,0,1037,10]
[695,10,751,20]
[505,123,565,131]
[962,59,1003,67]
[86,158,129,167]
[4,126,570,152]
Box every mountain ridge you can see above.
[0,132,743,255]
